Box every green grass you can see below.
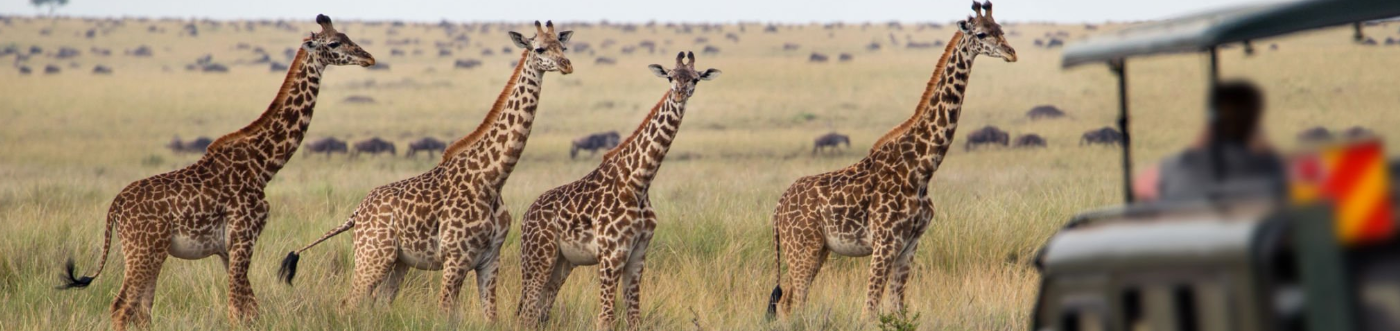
[2,15,1400,330]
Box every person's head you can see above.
[1211,80,1265,143]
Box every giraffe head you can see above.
[303,14,376,67]
[647,51,721,99]
[957,1,1017,62]
[509,21,575,75]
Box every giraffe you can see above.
[276,21,572,321]
[515,52,720,330]
[56,15,374,330]
[766,1,1016,320]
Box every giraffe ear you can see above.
[647,64,668,78]
[699,68,722,81]
[957,20,971,33]
[508,31,530,48]
[557,30,574,43]
[302,39,318,51]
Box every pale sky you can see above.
[0,0,1270,23]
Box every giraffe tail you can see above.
[58,213,116,290]
[278,216,356,286]
[767,229,783,320]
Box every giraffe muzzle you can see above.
[360,57,377,67]
[559,59,574,75]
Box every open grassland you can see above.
[2,15,1400,330]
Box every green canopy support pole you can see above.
[1112,60,1134,204]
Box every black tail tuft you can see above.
[278,251,300,285]
[766,286,783,320]
[57,259,94,290]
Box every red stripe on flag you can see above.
[1324,143,1382,201]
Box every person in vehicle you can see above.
[1133,80,1284,202]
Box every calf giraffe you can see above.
[58,15,373,330]
[515,52,720,330]
[767,1,1016,320]
[277,21,572,321]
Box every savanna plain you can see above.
[3,14,1400,330]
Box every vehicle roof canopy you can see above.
[1062,0,1400,68]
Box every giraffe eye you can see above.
[328,42,342,48]
[534,47,545,53]
[976,33,988,39]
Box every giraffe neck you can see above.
[204,47,325,184]
[871,34,962,153]
[441,49,546,189]
[872,31,977,186]
[602,90,688,191]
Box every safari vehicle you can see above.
[1031,0,1400,330]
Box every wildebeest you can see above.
[167,136,213,154]
[1081,127,1124,146]
[351,137,396,157]
[1297,126,1332,142]
[1014,134,1047,148]
[965,126,1010,151]
[406,137,447,158]
[809,53,828,63]
[812,132,850,155]
[1026,105,1066,120]
[570,131,621,159]
[1343,126,1374,139]
[304,137,348,157]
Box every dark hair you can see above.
[1211,80,1264,143]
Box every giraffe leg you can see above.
[778,226,827,319]
[595,246,632,330]
[226,202,268,324]
[438,252,472,314]
[110,236,169,331]
[862,230,907,320]
[538,255,575,324]
[516,225,559,326]
[343,224,397,309]
[620,233,653,331]
[887,240,920,313]
[374,262,410,305]
[474,247,501,322]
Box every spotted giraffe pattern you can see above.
[516,52,720,330]
[278,21,573,322]
[57,15,373,331]
[767,2,1017,320]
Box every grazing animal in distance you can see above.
[57,15,374,331]
[1297,126,1332,143]
[406,137,447,157]
[304,137,349,157]
[812,132,851,155]
[1080,127,1124,146]
[278,21,573,321]
[1013,134,1047,148]
[1343,126,1374,139]
[1025,105,1066,120]
[351,137,396,157]
[516,51,720,330]
[570,131,621,159]
[964,125,1010,151]
[167,136,214,154]
[769,1,1017,320]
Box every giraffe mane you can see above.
[603,90,671,160]
[208,44,310,151]
[441,49,528,164]
[870,31,963,152]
